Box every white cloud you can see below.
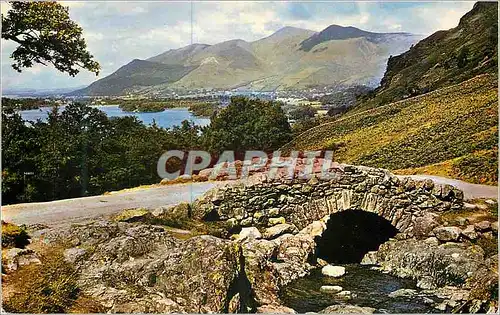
[388,23,403,31]
[25,64,45,75]
[413,3,475,33]
[84,31,105,41]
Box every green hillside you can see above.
[72,59,195,96]
[282,74,498,184]
[354,1,497,112]
[283,3,498,185]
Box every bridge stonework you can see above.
[192,165,464,233]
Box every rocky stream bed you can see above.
[281,264,441,313]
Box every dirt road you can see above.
[1,182,222,226]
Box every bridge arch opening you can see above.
[316,210,398,264]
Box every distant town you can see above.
[4,83,370,120]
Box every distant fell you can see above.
[71,25,419,96]
[355,1,498,111]
[72,59,195,96]
[282,3,498,185]
[299,24,411,51]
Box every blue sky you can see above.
[1,1,475,91]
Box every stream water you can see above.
[280,264,441,313]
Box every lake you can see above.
[18,105,211,129]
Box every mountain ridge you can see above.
[299,24,412,51]
[71,24,420,96]
[281,2,498,185]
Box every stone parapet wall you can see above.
[193,164,464,233]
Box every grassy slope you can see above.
[352,2,498,113]
[282,74,498,184]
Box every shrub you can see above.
[3,246,80,313]
[2,221,30,249]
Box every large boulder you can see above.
[240,232,316,307]
[46,221,243,313]
[361,238,486,290]
[274,233,316,269]
[433,226,462,242]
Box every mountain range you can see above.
[282,2,498,185]
[72,25,421,96]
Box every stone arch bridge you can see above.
[192,165,464,234]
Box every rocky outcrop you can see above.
[37,222,239,312]
[82,226,239,313]
[238,232,316,308]
[362,239,485,289]
[361,237,498,312]
[36,218,320,313]
[192,164,463,234]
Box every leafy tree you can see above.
[1,109,40,203]
[1,97,55,111]
[2,98,293,204]
[288,105,316,121]
[202,97,292,156]
[1,1,100,76]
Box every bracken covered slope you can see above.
[281,74,498,184]
[283,3,498,185]
[354,1,498,112]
